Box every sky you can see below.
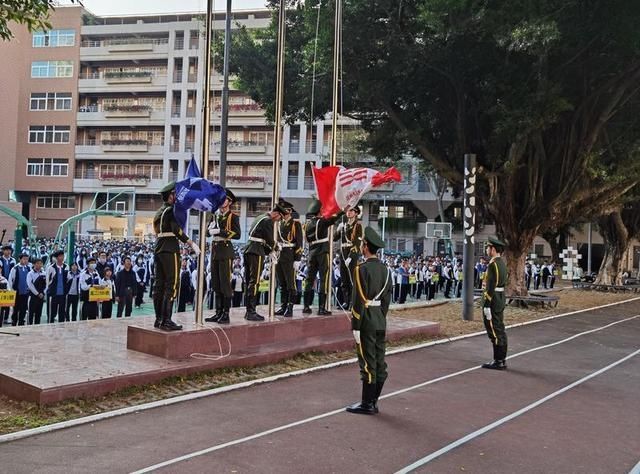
[65,0,268,16]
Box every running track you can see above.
[0,300,638,473]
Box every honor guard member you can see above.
[346,226,392,415]
[334,205,363,309]
[153,182,201,331]
[481,236,509,370]
[243,203,285,321]
[303,199,342,315]
[274,200,302,317]
[205,188,241,325]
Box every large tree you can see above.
[230,0,640,294]
[0,0,79,41]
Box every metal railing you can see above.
[184,140,195,151]
[303,176,315,190]
[171,105,181,117]
[287,176,298,190]
[173,71,183,83]
[187,72,198,83]
[174,38,184,50]
[81,38,169,48]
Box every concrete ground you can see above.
[0,300,638,473]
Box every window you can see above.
[31,61,73,78]
[27,158,68,177]
[247,199,271,217]
[33,29,75,47]
[30,92,72,111]
[287,162,299,190]
[28,126,70,144]
[36,194,75,209]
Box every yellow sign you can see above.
[258,280,269,293]
[409,276,417,284]
[0,290,16,307]
[89,286,112,302]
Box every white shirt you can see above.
[27,269,46,296]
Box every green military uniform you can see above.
[243,213,276,321]
[303,199,341,315]
[335,210,363,309]
[209,207,241,322]
[482,236,509,369]
[153,182,189,330]
[347,226,391,415]
[275,201,303,317]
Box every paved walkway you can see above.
[0,300,638,473]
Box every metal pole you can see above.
[218,0,232,187]
[268,0,286,321]
[587,221,592,275]
[194,0,215,326]
[326,0,342,309]
[462,154,477,321]
[380,195,387,259]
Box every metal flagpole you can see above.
[327,0,342,309]
[194,0,215,325]
[219,0,232,188]
[462,154,477,321]
[268,0,287,321]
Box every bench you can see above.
[572,282,640,294]
[506,294,560,309]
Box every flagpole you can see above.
[194,0,215,326]
[327,0,342,309]
[268,0,286,321]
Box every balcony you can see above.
[76,139,163,159]
[213,141,267,154]
[79,71,167,92]
[103,104,152,118]
[80,38,169,61]
[77,105,164,126]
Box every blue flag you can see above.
[185,154,201,178]
[173,178,227,231]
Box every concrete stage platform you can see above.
[0,307,439,405]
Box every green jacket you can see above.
[244,213,275,256]
[334,219,364,260]
[304,213,341,257]
[278,218,303,262]
[351,257,392,332]
[153,204,189,254]
[211,211,241,261]
[482,256,508,310]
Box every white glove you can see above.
[344,257,352,267]
[208,223,220,236]
[336,222,345,232]
[189,241,201,256]
[270,251,279,265]
[352,330,361,345]
[483,307,492,320]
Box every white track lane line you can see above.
[629,460,640,474]
[129,314,640,474]
[395,348,640,473]
[1,296,638,445]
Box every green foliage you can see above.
[0,0,78,41]
[231,0,640,263]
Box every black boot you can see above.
[244,294,265,321]
[481,360,507,370]
[346,382,377,415]
[205,293,223,322]
[217,297,232,324]
[302,290,313,314]
[274,290,288,316]
[373,380,385,414]
[160,299,182,331]
[153,296,163,328]
[317,293,332,316]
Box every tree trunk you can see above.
[595,212,629,285]
[500,230,538,296]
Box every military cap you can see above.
[363,226,385,250]
[1,245,12,251]
[225,188,237,203]
[51,250,64,258]
[307,199,321,215]
[348,205,361,215]
[159,181,176,194]
[275,199,294,214]
[487,236,506,249]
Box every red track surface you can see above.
[0,300,638,474]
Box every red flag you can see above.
[312,166,402,218]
